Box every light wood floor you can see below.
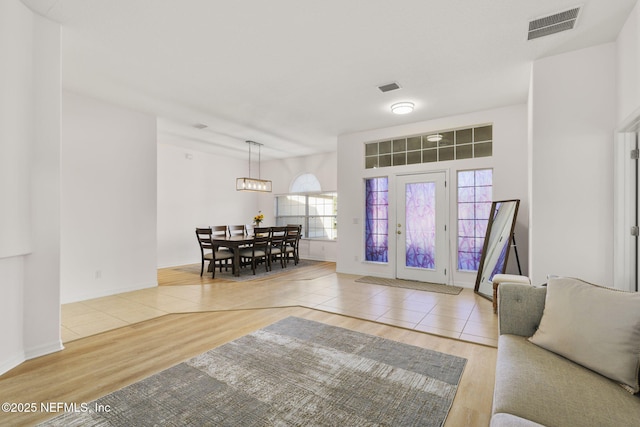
[0,261,498,426]
[0,308,496,426]
[62,262,499,347]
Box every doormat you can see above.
[40,317,467,426]
[355,276,464,295]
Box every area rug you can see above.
[355,276,464,295]
[41,317,467,426]
[172,258,325,283]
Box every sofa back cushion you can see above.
[528,277,640,393]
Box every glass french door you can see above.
[396,172,448,283]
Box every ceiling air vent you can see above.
[378,82,401,93]
[528,6,581,41]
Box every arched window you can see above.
[276,173,337,240]
[290,173,321,193]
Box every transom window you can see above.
[290,173,321,193]
[365,124,492,169]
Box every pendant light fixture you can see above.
[236,140,272,192]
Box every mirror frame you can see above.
[474,199,520,300]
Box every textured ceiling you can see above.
[23,0,638,159]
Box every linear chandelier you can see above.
[236,140,272,192]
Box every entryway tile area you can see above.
[309,274,497,346]
[61,263,498,346]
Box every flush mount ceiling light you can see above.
[236,140,272,192]
[426,134,443,143]
[390,102,414,115]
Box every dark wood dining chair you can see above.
[270,226,287,269]
[195,227,234,278]
[211,225,232,269]
[228,224,246,236]
[227,224,249,268]
[238,227,271,274]
[284,224,302,265]
[212,225,227,238]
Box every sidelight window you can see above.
[364,177,389,262]
[457,169,493,271]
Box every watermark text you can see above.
[2,402,111,414]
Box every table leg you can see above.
[233,248,241,277]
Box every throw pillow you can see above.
[528,277,640,393]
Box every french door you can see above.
[396,172,448,283]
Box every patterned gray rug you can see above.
[41,317,467,426]
[355,276,464,295]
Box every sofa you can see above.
[491,279,640,427]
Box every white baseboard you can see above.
[61,281,157,304]
[302,256,337,262]
[25,340,64,360]
[0,341,65,375]
[0,351,26,376]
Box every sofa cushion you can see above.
[494,335,640,427]
[528,277,640,393]
[490,413,545,427]
[497,284,547,337]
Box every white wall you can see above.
[529,43,616,286]
[337,104,529,287]
[261,151,338,196]
[614,1,640,292]
[0,255,25,375]
[0,1,32,259]
[0,0,62,375]
[617,2,640,124]
[61,91,158,303]
[157,143,257,267]
[259,151,338,262]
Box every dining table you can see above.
[209,234,254,276]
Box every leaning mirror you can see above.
[474,199,520,300]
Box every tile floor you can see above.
[61,266,498,346]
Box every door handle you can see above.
[397,230,402,235]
